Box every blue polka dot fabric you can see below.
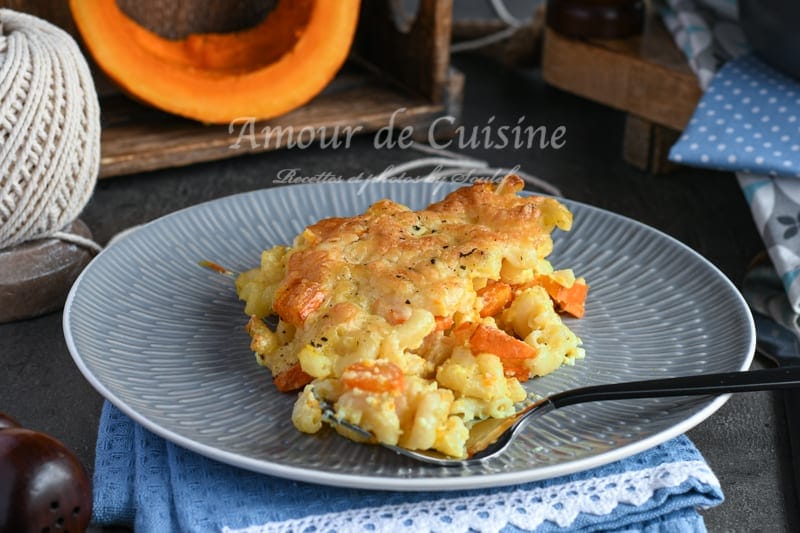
[670,53,800,178]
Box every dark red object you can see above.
[547,0,644,39]
[0,426,92,532]
[0,413,21,431]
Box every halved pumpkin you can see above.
[69,0,360,123]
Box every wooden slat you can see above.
[98,77,445,178]
[356,0,453,103]
[622,114,681,173]
[541,14,701,132]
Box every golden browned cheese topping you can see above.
[274,175,572,329]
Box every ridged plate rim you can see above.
[63,181,755,491]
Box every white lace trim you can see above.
[222,460,720,533]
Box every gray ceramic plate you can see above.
[63,181,755,491]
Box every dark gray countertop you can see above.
[1,55,797,531]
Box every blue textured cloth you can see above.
[92,402,723,532]
[661,3,800,311]
[659,0,745,90]
[737,173,800,311]
[667,53,800,312]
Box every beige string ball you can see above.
[0,9,100,251]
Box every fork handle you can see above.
[549,366,800,409]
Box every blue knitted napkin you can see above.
[92,401,723,532]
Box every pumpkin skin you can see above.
[69,0,360,123]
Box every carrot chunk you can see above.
[273,363,313,392]
[469,324,536,380]
[342,360,404,394]
[477,280,512,317]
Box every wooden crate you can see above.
[1,0,463,178]
[541,5,702,173]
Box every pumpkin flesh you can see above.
[69,0,360,123]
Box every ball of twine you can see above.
[0,9,100,251]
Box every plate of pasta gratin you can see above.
[64,178,755,490]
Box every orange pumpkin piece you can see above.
[273,279,326,328]
[342,360,405,394]
[469,324,537,380]
[535,277,588,318]
[451,321,477,347]
[477,280,513,317]
[273,363,314,393]
[69,0,361,123]
[434,315,455,331]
